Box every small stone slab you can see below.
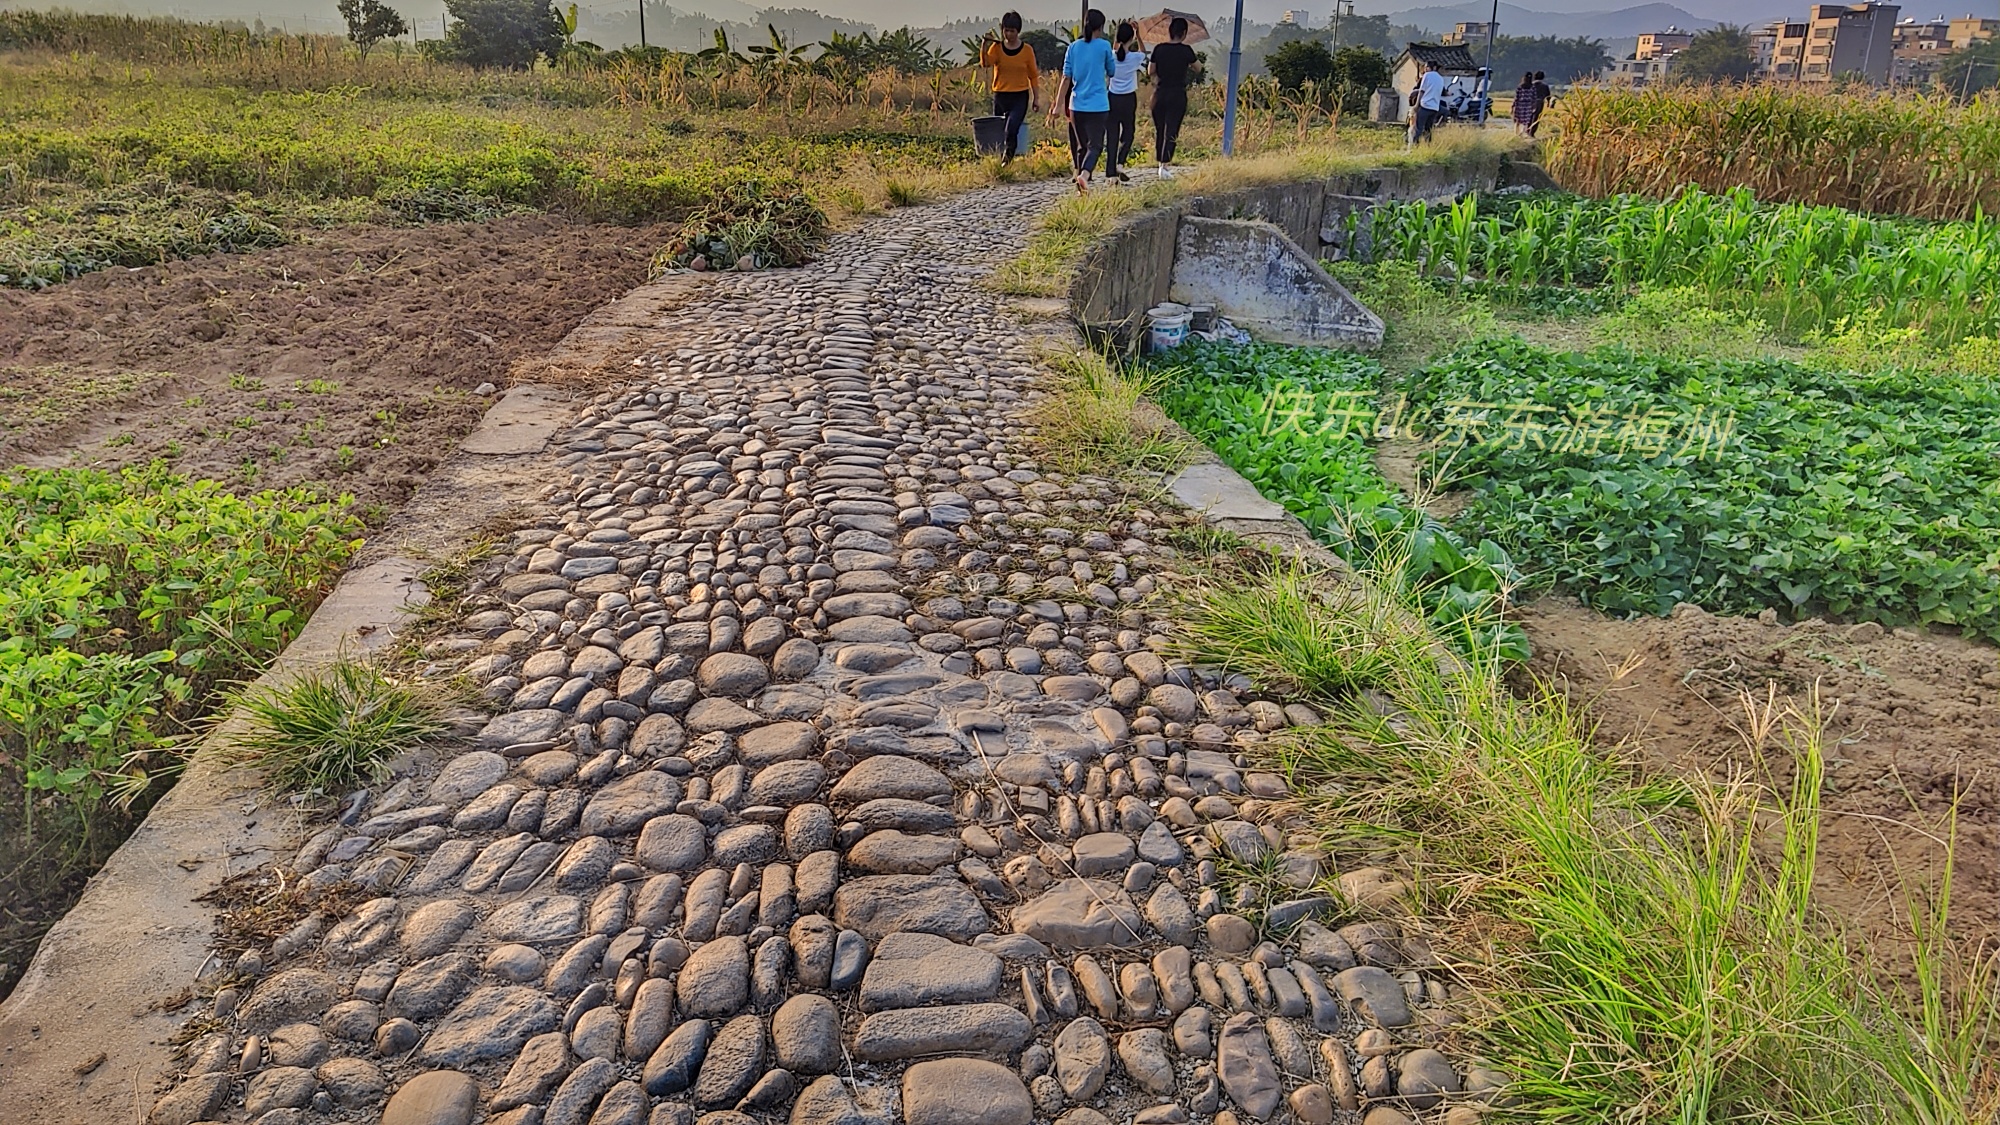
[1011,879,1145,948]
[902,1059,1033,1125]
[858,932,1003,1011]
[383,1069,479,1125]
[462,384,570,455]
[833,874,991,941]
[852,1003,1035,1061]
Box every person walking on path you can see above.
[1147,16,1200,177]
[979,12,1040,163]
[1106,21,1147,183]
[1410,59,1446,144]
[1054,8,1116,193]
[1529,70,1552,136]
[1510,71,1538,135]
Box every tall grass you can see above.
[1545,84,2000,221]
[994,127,1528,298]
[1183,543,2000,1123]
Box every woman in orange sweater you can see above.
[979,12,1041,163]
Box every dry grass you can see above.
[1545,84,2000,221]
[993,126,1528,298]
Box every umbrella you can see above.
[1134,9,1209,46]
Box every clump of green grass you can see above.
[1808,313,2000,379]
[1192,548,2000,1123]
[1593,285,1777,362]
[1176,559,1410,698]
[228,659,448,793]
[1029,349,1194,476]
[1330,258,1500,374]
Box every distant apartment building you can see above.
[1893,15,1952,49]
[1753,22,1786,70]
[1279,9,1313,25]
[1765,3,1901,82]
[1947,14,2000,46]
[1636,27,1696,58]
[1892,16,1954,82]
[1602,55,1674,85]
[1441,21,1497,46]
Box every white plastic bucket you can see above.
[1147,303,1191,352]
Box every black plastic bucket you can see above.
[971,115,1008,157]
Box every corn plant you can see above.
[1544,83,2000,222]
[1359,188,2000,340]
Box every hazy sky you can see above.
[4,0,1809,37]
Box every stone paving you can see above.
[147,182,1503,1125]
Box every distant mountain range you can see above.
[2,0,1822,50]
[1384,1,1714,39]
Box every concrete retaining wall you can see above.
[1068,150,1547,347]
[1170,217,1385,349]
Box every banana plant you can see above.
[698,27,747,69]
[748,24,808,72]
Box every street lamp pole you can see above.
[1222,0,1245,154]
[1476,0,1497,124]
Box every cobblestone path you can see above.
[148,181,1498,1125]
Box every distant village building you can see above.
[1768,17,1813,75]
[1761,5,1985,84]
[1635,27,1695,59]
[1601,55,1674,86]
[1752,21,1789,71]
[1440,22,1496,46]
[1892,16,1955,82]
[1948,14,2000,46]
[1279,10,1313,26]
[1385,42,1480,122]
[1601,26,1690,87]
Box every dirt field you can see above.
[1516,596,2000,961]
[0,214,673,516]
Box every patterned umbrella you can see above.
[1133,9,1210,46]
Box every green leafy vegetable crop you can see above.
[0,465,360,849]
[1401,338,2000,636]
[1151,340,1527,660]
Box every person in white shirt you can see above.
[1412,60,1447,143]
[1105,22,1147,183]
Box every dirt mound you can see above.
[1516,597,2000,959]
[0,214,673,513]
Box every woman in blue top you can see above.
[1053,8,1116,194]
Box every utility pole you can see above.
[639,0,647,48]
[1476,0,1497,124]
[1222,0,1245,154]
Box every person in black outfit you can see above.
[1147,17,1201,175]
[1529,71,1552,136]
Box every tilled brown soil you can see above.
[0,214,674,514]
[1516,596,2000,962]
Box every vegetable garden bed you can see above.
[0,465,357,995]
